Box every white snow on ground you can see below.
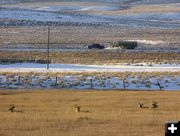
[0,8,111,24]
[0,7,180,28]
[79,6,119,11]
[35,6,81,12]
[34,5,119,12]
[0,63,179,90]
[127,40,165,45]
[0,73,179,90]
[0,63,180,73]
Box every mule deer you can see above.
[9,104,15,112]
[152,101,159,109]
[74,104,80,113]
[138,102,149,108]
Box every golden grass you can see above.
[87,4,180,14]
[0,90,180,136]
[0,71,180,78]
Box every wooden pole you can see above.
[157,81,163,90]
[18,76,21,85]
[90,79,93,88]
[47,25,50,70]
[55,76,58,87]
[123,79,126,89]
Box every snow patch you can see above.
[0,63,180,73]
[0,7,180,28]
[128,40,164,45]
[0,74,179,90]
[79,6,118,11]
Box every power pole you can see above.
[47,25,50,70]
[90,79,93,88]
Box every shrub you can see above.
[0,58,49,64]
[111,41,138,49]
[88,43,105,49]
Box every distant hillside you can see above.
[0,0,180,5]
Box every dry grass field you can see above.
[1,71,180,78]
[86,4,180,14]
[1,50,180,64]
[0,90,180,136]
[0,26,179,47]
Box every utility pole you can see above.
[47,25,50,70]
[90,79,93,88]
[157,81,163,90]
[123,79,126,89]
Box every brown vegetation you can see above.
[0,90,180,136]
[0,26,179,47]
[87,4,180,14]
[0,50,180,64]
[1,71,180,79]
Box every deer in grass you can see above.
[9,104,15,112]
[138,102,149,109]
[152,101,159,109]
[74,104,80,113]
